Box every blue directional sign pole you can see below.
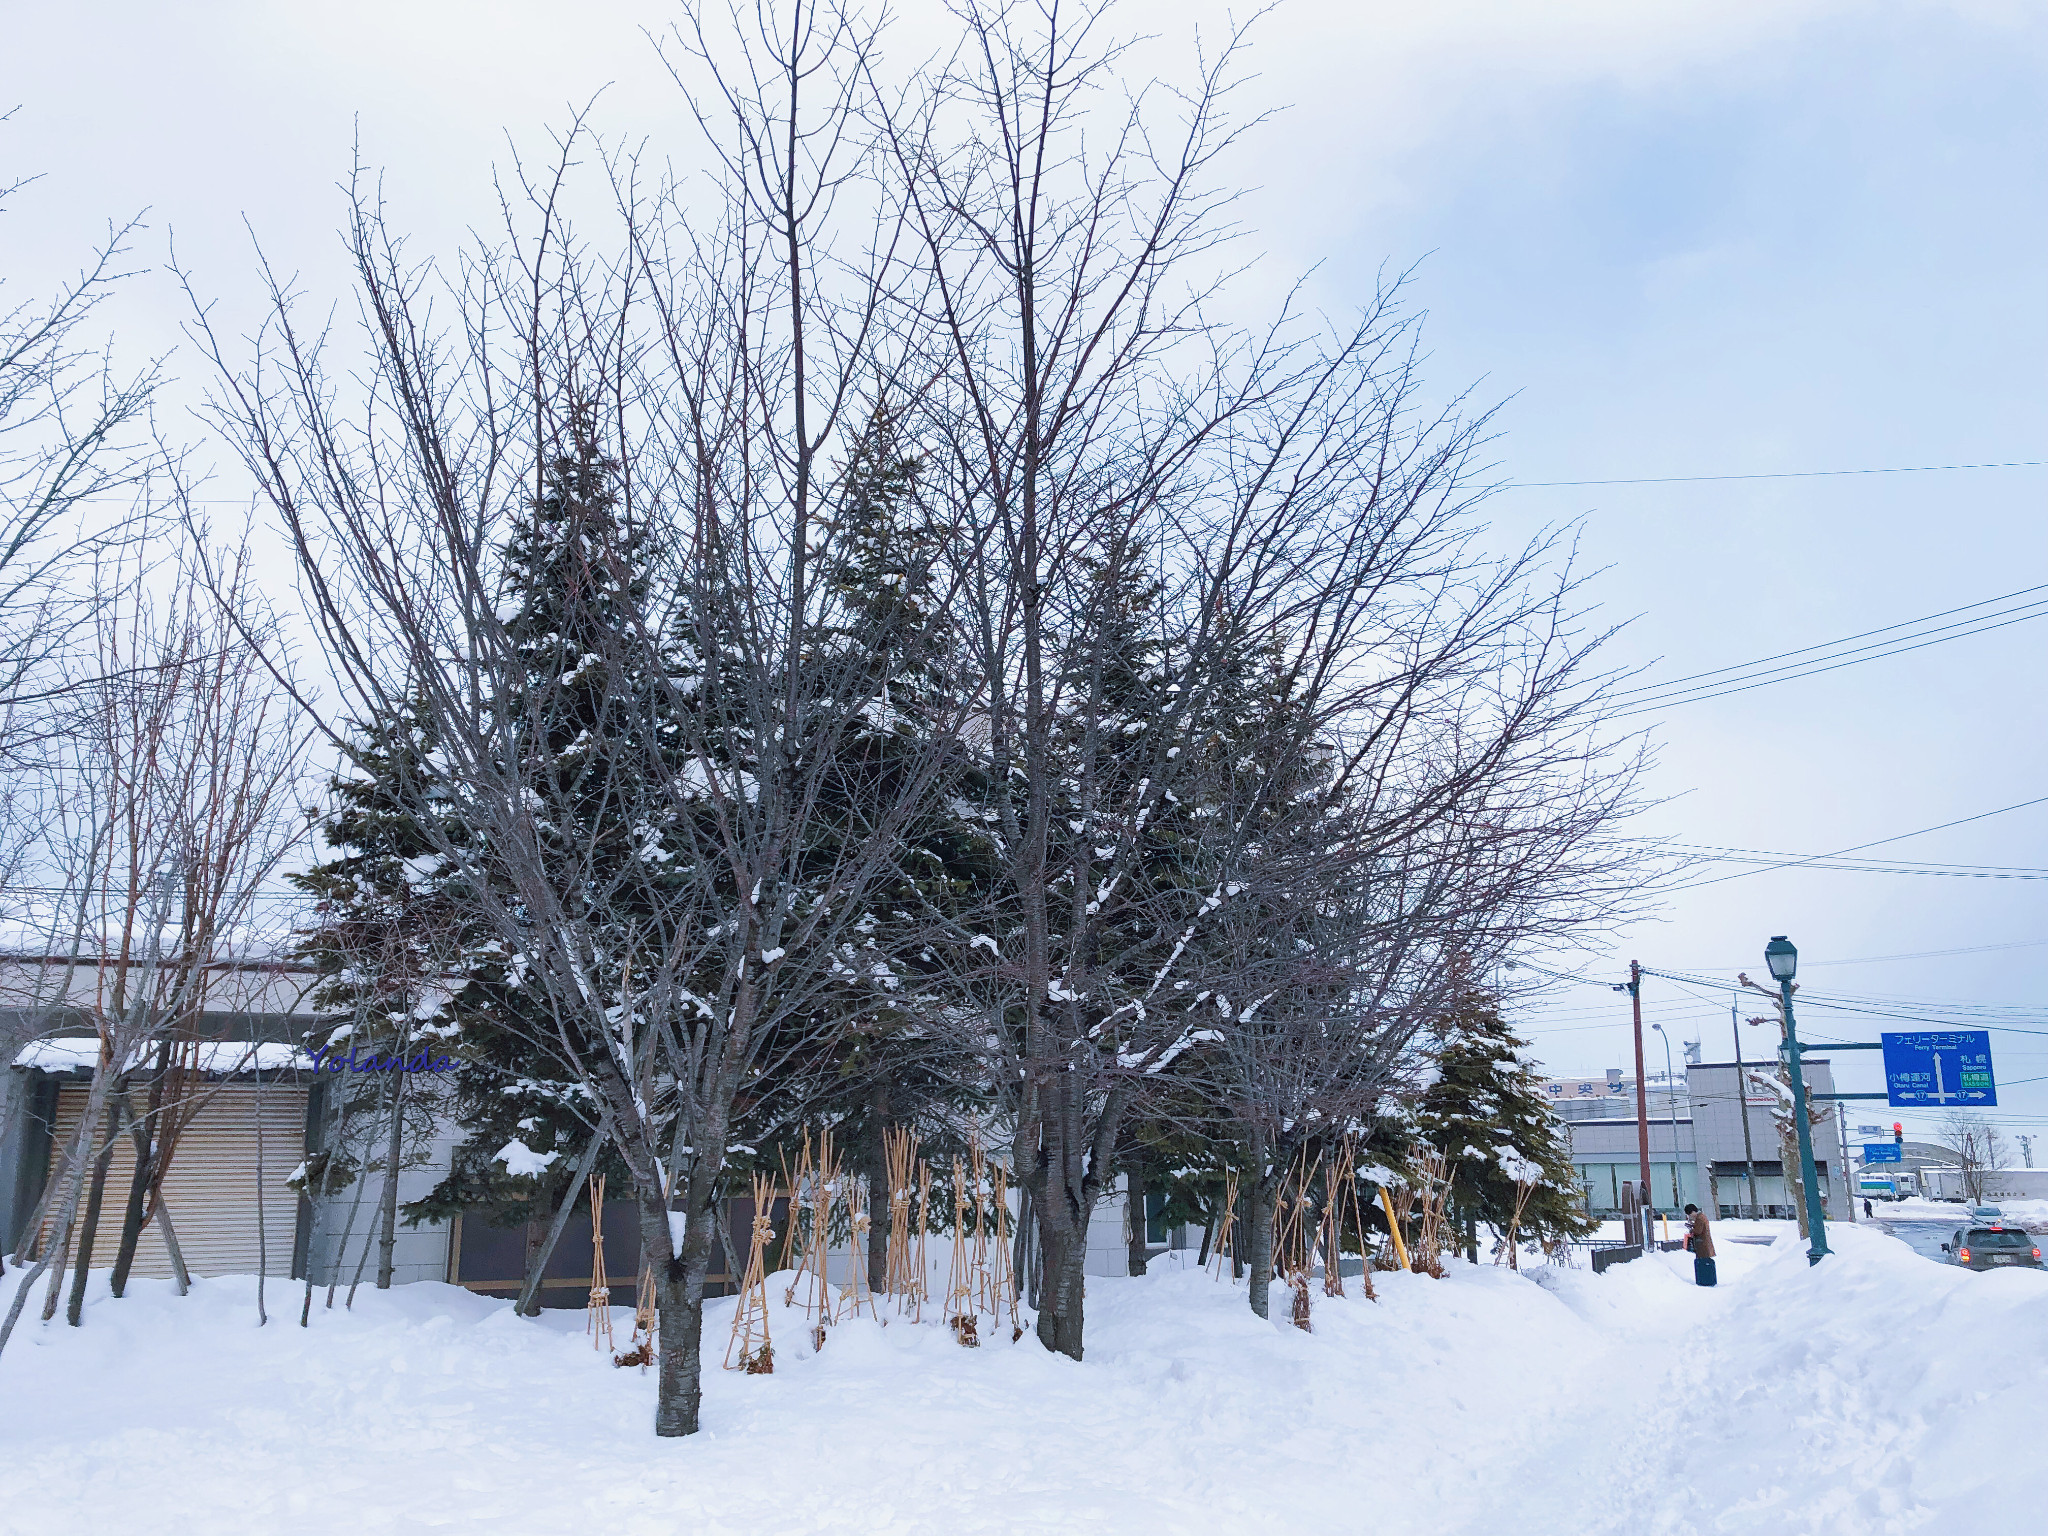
[1765,936,1830,1265]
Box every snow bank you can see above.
[2,1227,2042,1534]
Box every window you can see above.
[1968,1229,2032,1250]
[1145,1191,1170,1246]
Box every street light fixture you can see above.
[1764,935,1798,985]
[1765,935,1830,1264]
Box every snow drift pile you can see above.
[3,1222,2042,1534]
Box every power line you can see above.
[105,460,2048,505]
[1610,583,2048,699]
[1797,940,2048,968]
[1510,459,2047,489]
[1607,594,2048,718]
[1671,840,2048,873]
[1647,793,2048,894]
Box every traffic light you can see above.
[1893,1123,1904,1147]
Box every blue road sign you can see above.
[1880,1030,1997,1108]
[1862,1142,1903,1163]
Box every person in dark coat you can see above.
[1683,1203,1716,1287]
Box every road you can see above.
[1876,1218,1954,1262]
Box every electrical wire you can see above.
[1606,594,2048,718]
[1646,793,2048,894]
[1793,940,2048,968]
[1610,583,2048,699]
[1510,459,2047,488]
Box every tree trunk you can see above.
[1,1091,104,1356]
[1781,1123,1808,1240]
[1196,1214,1214,1267]
[65,1094,126,1325]
[1034,1215,1089,1359]
[516,1135,605,1317]
[111,1045,173,1296]
[1246,1180,1277,1320]
[375,1072,405,1289]
[866,1080,890,1294]
[154,1194,191,1295]
[1126,1161,1150,1277]
[1013,1186,1039,1308]
[109,1091,155,1298]
[641,1169,717,1437]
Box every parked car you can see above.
[1942,1225,2044,1271]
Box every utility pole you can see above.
[1630,960,1653,1250]
[1837,1096,1856,1222]
[1731,1001,1760,1217]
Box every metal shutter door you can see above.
[45,1081,307,1279]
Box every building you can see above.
[4,958,1162,1298]
[1,958,461,1290]
[1556,1057,1852,1221]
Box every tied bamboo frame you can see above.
[724,1171,778,1372]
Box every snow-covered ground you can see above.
[4,1224,2043,1534]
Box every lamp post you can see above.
[1651,1023,1685,1216]
[1765,935,1830,1264]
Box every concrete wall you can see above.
[303,1094,458,1288]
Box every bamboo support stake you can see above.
[989,1161,1020,1339]
[1209,1173,1239,1281]
[778,1133,810,1278]
[945,1155,977,1344]
[841,1159,877,1322]
[1378,1185,1411,1272]
[883,1125,921,1307]
[914,1158,931,1324]
[724,1173,777,1372]
[586,1175,614,1354]
[808,1131,838,1331]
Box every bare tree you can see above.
[185,0,1649,1424]
[188,7,972,1437]
[0,135,170,1101]
[878,0,1643,1355]
[1738,977,1840,1238]
[0,548,307,1351]
[1938,1110,2008,1206]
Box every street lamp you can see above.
[1764,935,1830,1264]
[1651,1023,1685,1216]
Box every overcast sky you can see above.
[9,0,2044,1146]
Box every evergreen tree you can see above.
[296,411,681,1304]
[290,707,476,1290]
[766,402,997,1286]
[403,412,680,1258]
[1416,984,1593,1260]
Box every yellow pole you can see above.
[1378,1188,1412,1272]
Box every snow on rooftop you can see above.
[12,1038,313,1075]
